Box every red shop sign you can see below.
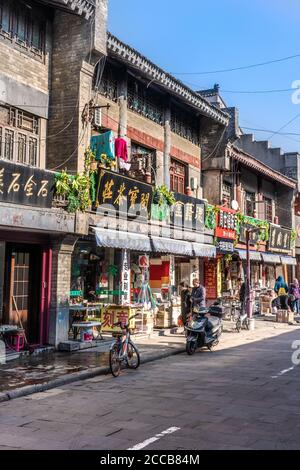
[215,206,237,240]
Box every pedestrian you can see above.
[191,278,206,311]
[274,275,290,311]
[288,279,300,314]
[179,281,192,327]
[239,278,246,314]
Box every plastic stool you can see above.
[7,331,25,352]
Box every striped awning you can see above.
[261,253,281,264]
[93,228,152,252]
[236,249,262,261]
[192,243,216,258]
[151,236,193,256]
[280,256,297,266]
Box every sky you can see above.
[108,0,300,153]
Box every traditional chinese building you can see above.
[198,85,297,294]
[0,0,107,347]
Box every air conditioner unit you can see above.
[94,108,102,127]
[190,177,198,191]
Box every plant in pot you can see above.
[84,147,97,172]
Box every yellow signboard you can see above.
[100,305,136,332]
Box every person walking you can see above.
[191,278,206,311]
[288,279,300,314]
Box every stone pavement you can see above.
[0,318,300,450]
[0,318,299,401]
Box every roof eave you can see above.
[107,33,229,126]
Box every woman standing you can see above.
[289,279,300,314]
[180,281,192,326]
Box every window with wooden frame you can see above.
[0,105,40,167]
[170,158,187,194]
[244,191,256,216]
[0,0,46,58]
[263,197,273,222]
[221,181,232,206]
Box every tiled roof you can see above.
[107,33,229,126]
[37,0,95,19]
[230,144,296,188]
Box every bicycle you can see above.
[109,314,141,377]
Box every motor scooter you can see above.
[185,304,223,355]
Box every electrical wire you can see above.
[171,52,300,75]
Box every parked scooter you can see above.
[185,304,223,355]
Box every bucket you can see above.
[248,318,255,331]
[80,327,93,342]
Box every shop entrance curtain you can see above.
[93,227,152,252]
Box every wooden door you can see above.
[5,245,41,343]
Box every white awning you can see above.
[237,250,262,261]
[151,236,193,256]
[93,227,152,252]
[193,243,216,258]
[281,256,297,266]
[261,253,281,264]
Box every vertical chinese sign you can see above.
[121,249,131,305]
[204,259,218,299]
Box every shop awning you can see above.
[280,256,297,266]
[93,227,152,252]
[151,236,193,256]
[193,243,216,258]
[261,253,281,264]
[236,249,262,261]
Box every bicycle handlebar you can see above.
[112,313,139,328]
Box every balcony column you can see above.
[118,72,128,139]
[164,106,171,189]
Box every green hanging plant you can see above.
[291,229,297,247]
[153,185,176,206]
[205,204,218,230]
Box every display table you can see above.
[72,321,103,341]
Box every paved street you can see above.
[0,324,300,450]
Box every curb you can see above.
[0,346,185,403]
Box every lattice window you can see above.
[127,77,164,125]
[222,181,232,206]
[129,143,156,183]
[264,197,273,222]
[0,0,45,57]
[244,191,255,216]
[171,103,199,145]
[0,105,40,166]
[96,63,118,101]
[170,158,187,194]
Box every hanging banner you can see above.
[120,249,131,305]
[215,207,238,240]
[96,169,153,219]
[0,160,54,208]
[170,192,205,232]
[204,259,218,299]
[268,224,292,253]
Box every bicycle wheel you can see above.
[126,341,140,369]
[109,344,121,377]
[236,320,241,332]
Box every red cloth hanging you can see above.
[114,137,128,162]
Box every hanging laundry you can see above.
[114,137,128,162]
[91,131,115,160]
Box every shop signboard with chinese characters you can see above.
[204,259,218,299]
[0,160,54,208]
[100,305,135,333]
[216,238,234,254]
[96,169,153,219]
[170,192,205,231]
[239,223,260,245]
[215,207,238,240]
[268,224,292,254]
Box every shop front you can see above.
[0,160,67,348]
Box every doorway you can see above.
[4,244,41,344]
